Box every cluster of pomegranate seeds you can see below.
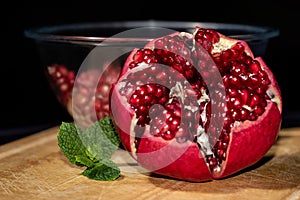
[194,28,272,170]
[47,63,121,129]
[72,65,121,128]
[72,69,103,124]
[194,28,220,52]
[129,84,170,126]
[119,34,205,144]
[47,64,75,106]
[129,83,185,141]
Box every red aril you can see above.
[110,26,282,182]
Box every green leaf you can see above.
[98,117,121,147]
[82,159,121,181]
[57,117,121,181]
[75,155,95,167]
[57,122,87,166]
[80,116,120,161]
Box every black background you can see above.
[0,2,298,143]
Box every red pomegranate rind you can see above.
[214,102,281,179]
[110,84,136,154]
[137,135,211,182]
[256,57,282,112]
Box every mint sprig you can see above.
[57,116,121,181]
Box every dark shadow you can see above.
[147,154,300,193]
[224,155,274,179]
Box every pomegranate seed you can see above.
[221,49,233,61]
[253,105,265,116]
[248,93,260,108]
[239,89,249,105]
[162,131,175,140]
[249,60,261,72]
[240,108,250,121]
[207,156,218,170]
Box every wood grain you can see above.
[0,127,299,200]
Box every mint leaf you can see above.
[57,122,86,166]
[80,117,120,161]
[98,117,121,147]
[75,155,95,167]
[82,159,120,181]
[57,117,121,181]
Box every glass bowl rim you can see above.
[24,20,280,46]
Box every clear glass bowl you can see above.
[24,20,279,128]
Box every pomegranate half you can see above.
[110,26,282,182]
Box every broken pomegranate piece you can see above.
[110,26,282,182]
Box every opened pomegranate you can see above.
[110,26,282,182]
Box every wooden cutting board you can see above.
[0,126,299,200]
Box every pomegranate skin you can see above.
[214,101,281,179]
[110,84,135,152]
[109,27,282,182]
[137,136,212,182]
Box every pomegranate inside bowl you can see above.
[24,20,279,130]
[109,25,282,182]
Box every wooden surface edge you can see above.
[0,126,299,200]
[0,126,59,159]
